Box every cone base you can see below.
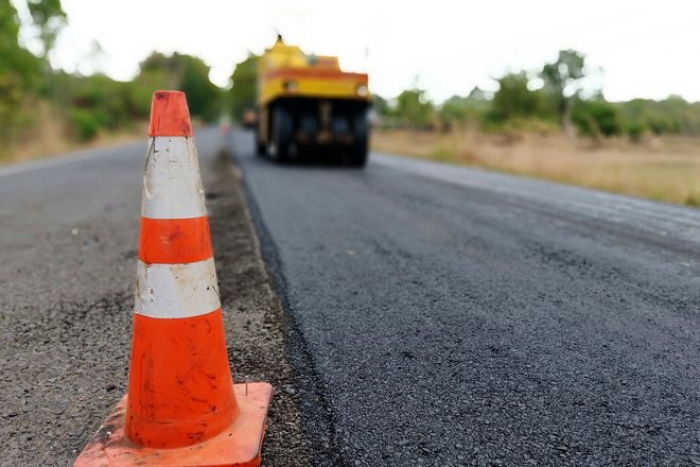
[74,382,273,467]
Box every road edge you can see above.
[230,149,352,467]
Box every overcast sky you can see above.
[15,0,700,103]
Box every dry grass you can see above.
[0,104,147,167]
[372,128,700,207]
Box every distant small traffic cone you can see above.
[75,91,273,467]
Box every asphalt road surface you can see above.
[0,129,310,466]
[3,127,700,466]
[231,128,700,466]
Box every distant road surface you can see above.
[231,128,700,466]
[3,128,700,466]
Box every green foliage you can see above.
[76,75,132,128]
[617,96,700,136]
[372,94,389,117]
[439,96,468,126]
[53,52,226,139]
[626,121,646,142]
[495,117,560,133]
[0,0,42,143]
[0,0,21,57]
[394,88,433,128]
[489,72,547,123]
[70,107,100,141]
[180,58,221,122]
[571,99,622,137]
[3,3,700,153]
[0,5,40,84]
[228,53,258,121]
[139,52,177,75]
[25,0,66,112]
[26,0,66,57]
[438,87,490,128]
[541,50,585,97]
[1,0,226,150]
[137,52,223,123]
[541,50,586,124]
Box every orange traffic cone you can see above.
[74,90,273,467]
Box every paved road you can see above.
[231,128,700,466]
[0,131,225,464]
[4,128,700,466]
[0,129,313,467]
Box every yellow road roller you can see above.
[256,36,370,166]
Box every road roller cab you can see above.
[256,36,370,166]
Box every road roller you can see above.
[256,36,370,166]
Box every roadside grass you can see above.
[372,128,700,207]
[0,104,148,166]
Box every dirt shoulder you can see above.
[0,115,147,168]
[206,150,313,466]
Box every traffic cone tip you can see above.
[149,90,193,137]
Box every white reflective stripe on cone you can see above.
[135,258,221,319]
[141,136,207,220]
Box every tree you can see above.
[0,0,39,82]
[26,0,66,59]
[438,86,491,129]
[23,0,67,112]
[371,94,389,117]
[0,0,41,144]
[178,54,222,122]
[395,88,433,128]
[139,52,179,88]
[571,99,622,138]
[489,72,545,123]
[136,52,223,122]
[541,50,586,136]
[439,95,470,128]
[228,53,258,121]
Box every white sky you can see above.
[14,0,700,103]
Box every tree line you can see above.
[3,0,699,156]
[2,0,227,152]
[373,51,700,141]
[226,49,700,142]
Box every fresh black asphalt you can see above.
[4,127,700,466]
[231,128,700,466]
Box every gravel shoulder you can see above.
[207,149,312,466]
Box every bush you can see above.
[438,89,491,129]
[617,96,700,136]
[70,108,100,141]
[572,100,622,137]
[487,72,552,125]
[394,88,434,128]
[626,121,646,142]
[481,116,558,134]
